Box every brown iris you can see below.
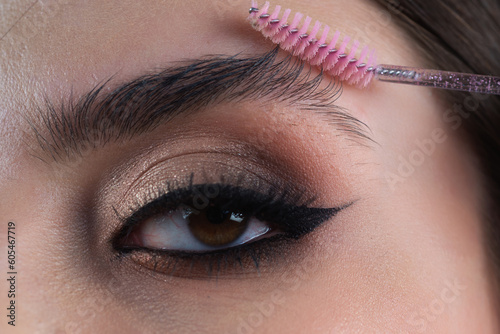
[187,204,249,247]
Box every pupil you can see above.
[205,205,231,225]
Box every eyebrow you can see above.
[27,47,373,163]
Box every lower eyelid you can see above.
[119,233,303,280]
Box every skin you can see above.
[0,0,498,333]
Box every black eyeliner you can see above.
[111,180,351,278]
[112,183,346,250]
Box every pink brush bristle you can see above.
[248,1,376,88]
[300,21,322,59]
[310,29,338,66]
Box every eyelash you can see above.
[111,175,346,279]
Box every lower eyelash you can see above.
[115,234,296,280]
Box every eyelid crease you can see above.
[27,46,373,164]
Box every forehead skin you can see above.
[0,0,498,333]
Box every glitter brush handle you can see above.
[375,65,500,95]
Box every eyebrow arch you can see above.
[27,46,372,163]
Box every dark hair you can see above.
[372,0,500,298]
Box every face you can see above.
[0,0,498,333]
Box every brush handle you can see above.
[374,64,500,95]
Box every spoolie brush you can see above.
[248,1,500,95]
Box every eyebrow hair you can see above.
[27,46,373,163]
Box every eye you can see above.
[112,182,349,278]
[122,204,274,252]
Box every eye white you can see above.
[135,208,271,252]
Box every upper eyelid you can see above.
[27,47,373,165]
[111,182,348,251]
